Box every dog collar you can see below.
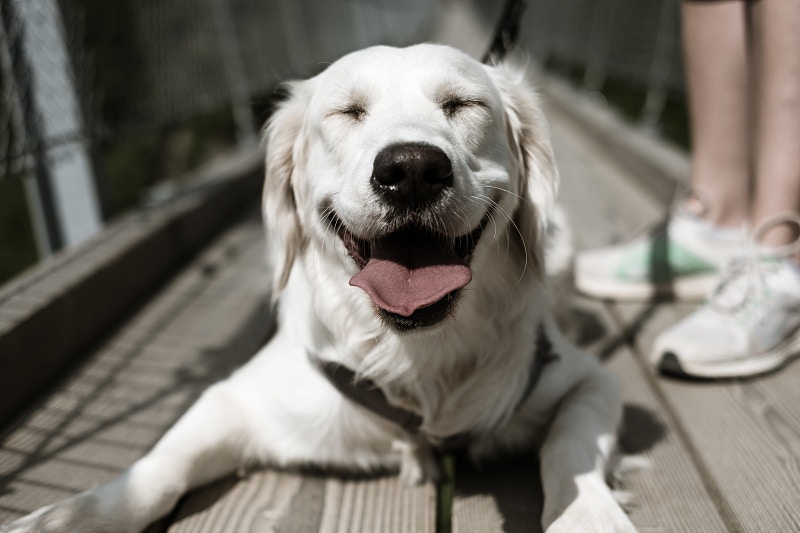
[308,325,558,452]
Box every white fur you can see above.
[3,44,635,533]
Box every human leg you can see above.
[651,0,800,378]
[749,0,800,253]
[574,1,750,302]
[682,0,751,227]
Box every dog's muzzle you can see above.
[330,142,491,331]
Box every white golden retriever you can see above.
[4,44,635,533]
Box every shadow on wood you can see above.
[452,452,543,533]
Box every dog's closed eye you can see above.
[438,94,487,119]
[328,96,369,122]
[337,103,367,121]
[441,96,470,117]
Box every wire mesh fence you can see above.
[3,0,438,163]
[0,0,687,285]
[0,0,434,283]
[522,0,686,130]
[1,0,43,183]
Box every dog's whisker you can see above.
[474,194,530,285]
[480,187,536,280]
[315,202,351,283]
[463,195,499,251]
[484,184,527,203]
[487,210,508,259]
[320,197,345,256]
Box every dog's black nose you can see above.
[371,143,453,206]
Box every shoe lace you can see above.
[708,213,800,321]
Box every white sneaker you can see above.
[575,207,741,301]
[651,213,800,378]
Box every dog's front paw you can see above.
[544,478,637,533]
[546,505,636,533]
[2,495,97,533]
[2,490,141,533]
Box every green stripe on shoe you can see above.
[615,237,716,282]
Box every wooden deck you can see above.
[1,75,799,532]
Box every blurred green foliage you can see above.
[0,179,38,285]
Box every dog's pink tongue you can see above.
[349,233,471,317]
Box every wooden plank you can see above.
[167,471,436,533]
[617,302,800,532]
[0,151,262,430]
[540,77,690,203]
[548,93,668,252]
[593,298,727,532]
[0,214,271,525]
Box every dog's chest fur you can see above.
[304,274,552,450]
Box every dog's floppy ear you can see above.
[489,62,559,277]
[263,81,311,293]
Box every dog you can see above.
[3,44,635,533]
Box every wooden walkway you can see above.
[1,75,799,532]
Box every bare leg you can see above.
[749,0,800,253]
[682,0,750,227]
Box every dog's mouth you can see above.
[330,213,490,330]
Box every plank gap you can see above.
[605,302,746,533]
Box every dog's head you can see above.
[263,44,557,332]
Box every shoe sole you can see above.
[575,273,718,302]
[655,335,800,379]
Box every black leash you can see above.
[482,0,528,65]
